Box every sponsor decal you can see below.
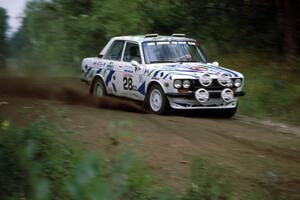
[124,69,134,73]
[107,62,114,70]
[124,73,133,78]
[190,66,208,72]
[139,75,143,83]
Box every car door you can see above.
[120,41,144,100]
[97,40,125,96]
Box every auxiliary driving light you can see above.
[218,73,231,86]
[221,88,234,102]
[200,73,212,86]
[195,88,209,103]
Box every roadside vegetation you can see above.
[0,118,294,200]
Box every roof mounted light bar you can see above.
[171,33,186,37]
[145,33,158,38]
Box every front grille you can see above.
[192,79,232,91]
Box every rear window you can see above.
[104,40,125,61]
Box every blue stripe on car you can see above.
[213,66,239,77]
[153,70,161,77]
[112,83,117,92]
[163,73,170,79]
[96,68,102,74]
[84,67,92,78]
[138,81,146,95]
[105,70,115,86]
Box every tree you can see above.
[0,7,8,68]
[282,0,297,57]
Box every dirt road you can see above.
[0,77,299,199]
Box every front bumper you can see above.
[166,91,245,98]
[165,91,245,110]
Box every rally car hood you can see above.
[146,62,243,80]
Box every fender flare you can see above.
[145,80,167,97]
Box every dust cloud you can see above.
[0,77,146,113]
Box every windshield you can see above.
[142,41,208,64]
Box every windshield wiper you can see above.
[179,60,201,63]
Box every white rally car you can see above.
[81,34,245,117]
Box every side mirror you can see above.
[212,61,219,66]
[131,60,141,71]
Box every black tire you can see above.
[91,77,107,97]
[146,84,169,114]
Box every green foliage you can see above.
[219,53,300,124]
[0,7,7,67]
[0,119,170,200]
[0,118,75,200]
[9,0,300,74]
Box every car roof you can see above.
[112,35,196,43]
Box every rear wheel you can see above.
[147,85,169,114]
[91,78,107,97]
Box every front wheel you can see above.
[147,85,169,114]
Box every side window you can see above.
[104,40,125,60]
[123,42,141,64]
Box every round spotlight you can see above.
[234,79,242,88]
[200,73,212,87]
[221,88,234,102]
[195,88,209,103]
[218,73,231,86]
[183,80,191,89]
[174,80,182,89]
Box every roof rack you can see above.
[145,33,158,38]
[171,33,186,37]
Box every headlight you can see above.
[234,79,242,88]
[174,80,182,89]
[218,73,231,86]
[200,73,212,86]
[183,80,191,89]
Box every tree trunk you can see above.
[282,0,297,57]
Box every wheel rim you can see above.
[94,82,104,96]
[149,89,162,112]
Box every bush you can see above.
[183,158,234,200]
[0,118,75,200]
[0,119,167,200]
